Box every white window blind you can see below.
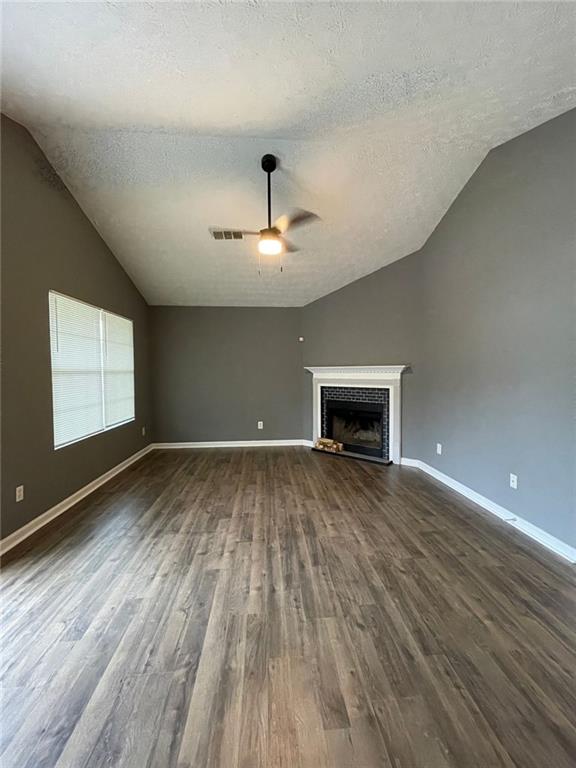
[49,292,135,448]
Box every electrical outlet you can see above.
[141,426,146,437]
[510,473,518,490]
[16,485,24,503]
[257,421,264,430]
[436,443,442,455]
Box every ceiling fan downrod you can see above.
[261,153,277,230]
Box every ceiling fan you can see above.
[210,154,319,271]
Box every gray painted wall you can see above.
[151,307,303,442]
[1,116,151,539]
[417,109,576,547]
[302,109,576,546]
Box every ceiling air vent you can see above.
[210,230,244,240]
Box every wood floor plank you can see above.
[1,447,575,768]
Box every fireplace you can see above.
[321,386,389,460]
[305,366,408,464]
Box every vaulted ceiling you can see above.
[2,2,575,306]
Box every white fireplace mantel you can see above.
[305,365,409,463]
[304,365,407,380]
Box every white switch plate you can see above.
[257,421,264,430]
[436,443,442,455]
[141,426,146,436]
[510,473,518,490]
[16,485,24,502]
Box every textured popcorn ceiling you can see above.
[2,2,575,306]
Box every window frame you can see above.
[48,290,136,450]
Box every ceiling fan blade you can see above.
[282,238,299,253]
[275,208,319,234]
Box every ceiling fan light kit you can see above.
[258,229,283,256]
[210,153,319,273]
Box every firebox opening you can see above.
[325,399,384,458]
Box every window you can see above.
[49,291,135,448]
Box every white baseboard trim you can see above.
[507,517,576,564]
[401,458,514,521]
[153,439,313,449]
[0,444,155,557]
[399,458,420,468]
[400,458,576,563]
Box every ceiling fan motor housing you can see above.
[261,154,277,173]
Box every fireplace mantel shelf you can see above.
[305,365,408,380]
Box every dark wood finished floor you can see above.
[1,448,575,768]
